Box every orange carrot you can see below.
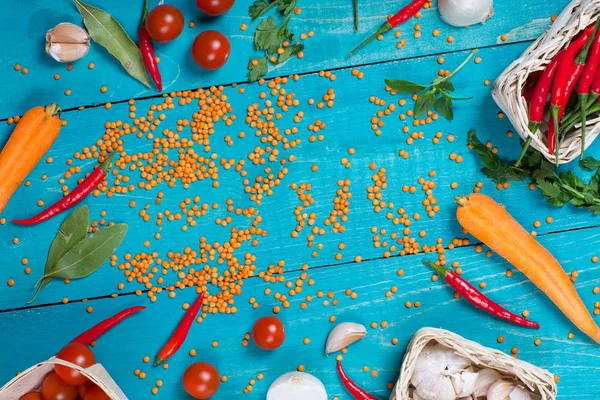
[456,193,600,344]
[0,104,62,214]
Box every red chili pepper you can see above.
[577,24,600,159]
[155,292,204,365]
[71,306,146,345]
[423,261,540,329]
[548,23,596,159]
[337,360,378,400]
[349,0,428,56]
[139,0,162,91]
[528,51,564,133]
[522,70,542,102]
[12,152,116,225]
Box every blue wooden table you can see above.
[1,0,600,398]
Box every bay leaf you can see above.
[28,206,90,304]
[74,0,150,88]
[43,224,128,281]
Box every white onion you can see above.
[267,372,328,400]
[438,0,494,27]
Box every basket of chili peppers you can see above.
[390,328,557,400]
[492,0,600,165]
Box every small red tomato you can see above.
[182,362,220,399]
[78,382,93,398]
[19,392,43,400]
[196,0,235,16]
[55,343,96,386]
[84,385,111,400]
[41,372,78,400]
[191,30,230,70]
[146,4,184,42]
[252,316,285,350]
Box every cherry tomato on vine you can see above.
[145,4,184,42]
[55,343,96,386]
[196,0,235,16]
[191,30,231,70]
[182,362,220,399]
[19,392,43,400]
[252,316,285,350]
[84,385,111,400]
[41,372,78,400]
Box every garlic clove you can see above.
[458,397,474,400]
[487,380,517,400]
[266,372,327,400]
[451,369,479,397]
[438,0,494,27]
[415,373,455,400]
[46,23,90,62]
[473,368,503,399]
[509,385,533,400]
[325,322,366,355]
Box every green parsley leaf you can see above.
[384,79,427,94]
[247,56,269,82]
[579,156,600,171]
[249,0,273,20]
[276,0,296,15]
[254,17,281,53]
[277,43,304,63]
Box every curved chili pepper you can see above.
[12,152,116,225]
[549,23,596,159]
[71,306,146,345]
[155,292,204,366]
[423,261,540,329]
[578,24,600,158]
[337,360,378,400]
[139,0,162,91]
[528,51,564,133]
[349,0,427,56]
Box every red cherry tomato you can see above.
[182,362,220,399]
[191,31,230,70]
[19,392,43,400]
[252,316,285,350]
[41,372,78,400]
[78,382,93,398]
[55,343,96,386]
[196,0,235,16]
[84,385,111,400]
[145,4,184,42]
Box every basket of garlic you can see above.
[390,328,557,400]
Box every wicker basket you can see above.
[0,357,127,399]
[390,328,557,400]
[492,0,600,165]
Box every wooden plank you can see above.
[2,42,600,310]
[1,227,600,399]
[0,0,569,119]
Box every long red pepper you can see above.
[155,292,204,365]
[139,0,162,91]
[423,261,540,329]
[548,23,596,159]
[349,0,428,56]
[71,306,146,345]
[337,360,378,400]
[12,152,116,225]
[578,23,600,158]
[528,51,564,133]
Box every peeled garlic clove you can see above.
[46,23,90,62]
[473,368,503,398]
[325,322,366,355]
[487,380,516,400]
[266,372,327,400]
[451,369,479,397]
[509,385,533,400]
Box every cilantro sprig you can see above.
[247,0,303,82]
[385,49,478,120]
[468,130,600,214]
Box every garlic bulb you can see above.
[46,23,90,62]
[267,372,327,400]
[451,367,478,397]
[410,344,471,400]
[325,322,366,355]
[487,380,533,400]
[473,368,502,398]
[438,0,494,27]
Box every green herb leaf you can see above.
[247,56,269,82]
[435,79,455,92]
[249,0,271,19]
[276,0,296,15]
[74,0,150,88]
[579,156,600,171]
[43,224,128,281]
[384,79,427,94]
[467,130,529,183]
[414,91,436,119]
[277,43,304,63]
[435,97,453,120]
[28,206,90,304]
[254,15,292,53]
